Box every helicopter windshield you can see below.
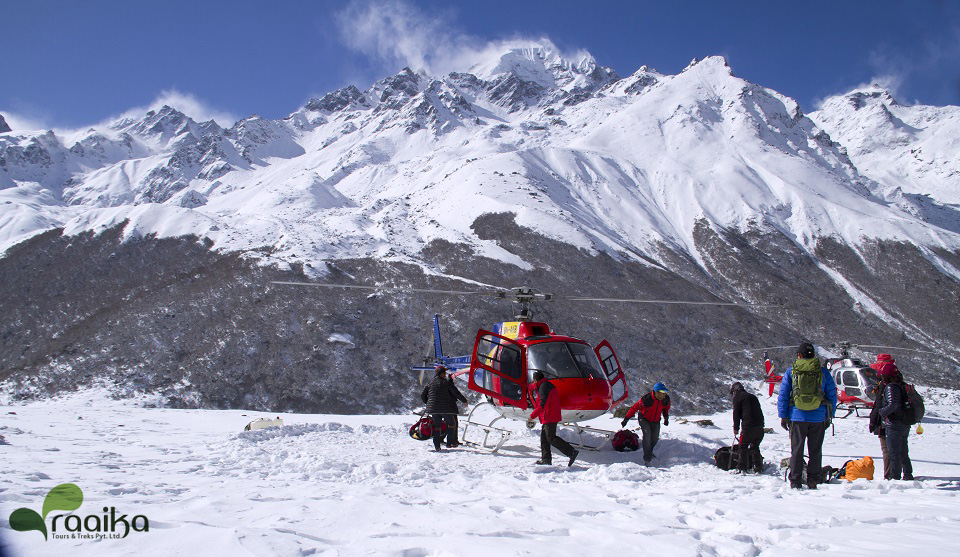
[860,367,879,400]
[527,342,605,380]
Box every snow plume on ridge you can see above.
[112,89,239,128]
[0,109,54,133]
[2,90,237,137]
[334,0,591,77]
[813,74,904,110]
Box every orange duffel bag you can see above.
[842,456,875,481]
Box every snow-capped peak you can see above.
[0,114,11,134]
[681,55,733,76]
[810,84,960,206]
[468,44,603,89]
[110,105,222,149]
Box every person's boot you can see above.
[535,459,552,465]
[568,450,579,467]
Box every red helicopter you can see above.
[274,282,770,450]
[408,305,627,451]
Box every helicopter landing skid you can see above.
[837,404,870,418]
[560,422,616,451]
[460,402,512,453]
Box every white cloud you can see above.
[334,0,583,78]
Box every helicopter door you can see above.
[469,330,527,408]
[595,340,628,406]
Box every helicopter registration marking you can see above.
[500,322,520,339]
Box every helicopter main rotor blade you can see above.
[723,346,797,355]
[852,345,943,355]
[272,281,782,308]
[562,295,781,308]
[271,281,505,297]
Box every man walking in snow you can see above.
[730,381,764,473]
[421,365,468,451]
[777,342,838,489]
[621,382,671,466]
[530,371,579,466]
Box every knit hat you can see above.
[876,354,894,364]
[653,382,669,393]
[434,365,448,376]
[876,361,900,377]
[797,341,816,359]
[729,381,744,395]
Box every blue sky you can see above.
[3,0,959,129]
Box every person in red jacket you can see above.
[621,382,671,466]
[529,371,580,466]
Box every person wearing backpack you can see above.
[621,382,671,466]
[868,354,895,479]
[530,371,580,466]
[731,382,765,474]
[421,366,468,451]
[875,361,914,480]
[777,342,838,490]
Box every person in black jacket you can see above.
[730,382,765,473]
[421,366,468,451]
[875,362,914,480]
[868,355,894,479]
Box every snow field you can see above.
[1,387,959,556]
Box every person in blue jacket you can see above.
[777,341,838,490]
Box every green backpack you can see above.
[791,357,824,412]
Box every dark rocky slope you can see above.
[2,214,958,414]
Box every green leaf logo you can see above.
[42,483,83,519]
[9,508,47,540]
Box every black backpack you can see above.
[714,444,762,471]
[714,446,735,470]
[900,384,925,425]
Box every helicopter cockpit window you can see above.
[499,345,523,400]
[567,343,606,380]
[527,342,604,380]
[860,368,879,400]
[474,334,525,404]
[841,369,859,395]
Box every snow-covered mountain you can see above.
[1,46,959,412]
[4,51,957,269]
[811,85,960,207]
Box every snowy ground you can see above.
[2,387,960,556]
